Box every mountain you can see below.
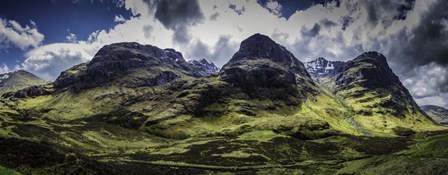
[305,57,344,77]
[188,59,220,75]
[422,105,448,125]
[53,42,219,91]
[333,51,437,135]
[0,70,46,95]
[0,34,446,174]
[220,33,317,102]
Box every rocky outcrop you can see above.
[2,85,53,99]
[219,33,316,100]
[53,63,87,90]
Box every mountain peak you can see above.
[223,34,310,77]
[355,51,388,65]
[0,70,46,95]
[228,33,295,66]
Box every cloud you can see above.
[0,17,45,50]
[301,23,321,37]
[114,14,126,22]
[402,62,448,108]
[188,35,238,66]
[0,64,10,74]
[154,0,204,44]
[66,33,78,43]
[20,43,92,80]
[388,0,448,67]
[265,0,282,17]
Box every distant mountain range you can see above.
[422,105,448,125]
[0,70,46,95]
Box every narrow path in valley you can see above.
[415,134,428,150]
[120,159,338,171]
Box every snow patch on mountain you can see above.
[305,57,344,77]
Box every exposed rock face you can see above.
[53,42,219,90]
[422,105,448,125]
[4,85,53,98]
[335,52,405,91]
[334,51,423,117]
[305,57,344,77]
[0,70,46,95]
[223,33,310,76]
[53,63,87,90]
[219,33,316,100]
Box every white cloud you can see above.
[66,33,78,43]
[403,62,448,108]
[0,17,44,50]
[0,64,10,74]
[265,0,282,17]
[114,15,126,22]
[20,43,92,80]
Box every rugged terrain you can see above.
[0,34,446,175]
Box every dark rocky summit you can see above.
[219,33,316,100]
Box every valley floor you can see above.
[1,116,448,175]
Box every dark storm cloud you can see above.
[229,4,246,15]
[389,0,448,67]
[320,19,337,28]
[209,12,220,21]
[360,0,416,27]
[154,0,204,43]
[382,0,448,105]
[301,23,321,37]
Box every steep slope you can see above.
[132,34,357,139]
[219,33,317,102]
[422,105,448,125]
[0,70,46,95]
[334,52,439,135]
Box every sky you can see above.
[0,0,447,108]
